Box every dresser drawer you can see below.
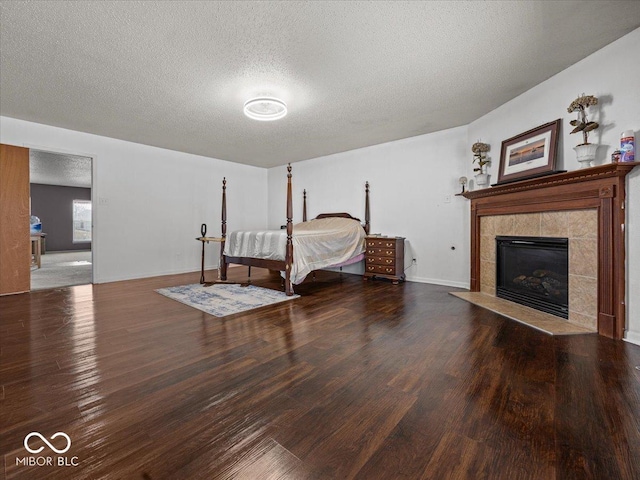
[365,264,397,275]
[366,239,398,249]
[364,236,405,284]
[366,247,396,257]
[366,256,396,266]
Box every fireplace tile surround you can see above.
[479,210,597,329]
[463,162,639,339]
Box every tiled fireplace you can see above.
[463,162,639,339]
[479,210,597,329]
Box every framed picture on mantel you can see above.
[497,119,561,184]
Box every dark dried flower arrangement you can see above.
[568,94,599,145]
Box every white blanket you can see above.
[223,217,366,284]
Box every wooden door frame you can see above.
[24,144,96,288]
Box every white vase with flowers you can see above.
[472,142,491,187]
[568,94,599,168]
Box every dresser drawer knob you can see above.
[386,259,392,264]
[385,268,393,273]
[386,250,393,255]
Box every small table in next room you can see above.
[363,236,405,284]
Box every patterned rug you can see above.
[155,283,299,317]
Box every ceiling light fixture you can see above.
[243,97,287,121]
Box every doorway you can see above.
[29,150,93,290]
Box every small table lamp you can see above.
[459,176,468,194]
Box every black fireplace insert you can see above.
[496,236,569,318]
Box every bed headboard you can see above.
[315,212,361,222]
[310,181,370,234]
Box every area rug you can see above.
[155,283,299,317]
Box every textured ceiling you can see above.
[1,1,639,168]
[30,150,92,188]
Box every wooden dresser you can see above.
[363,236,405,284]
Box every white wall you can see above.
[1,116,267,283]
[467,28,640,345]
[267,125,470,288]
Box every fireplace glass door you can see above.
[496,236,569,318]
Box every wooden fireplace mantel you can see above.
[463,162,639,339]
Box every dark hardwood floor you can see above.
[1,268,639,479]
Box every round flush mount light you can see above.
[243,97,287,121]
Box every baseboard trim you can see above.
[95,265,216,284]
[623,330,640,347]
[94,263,248,284]
[405,275,470,289]
[95,266,470,291]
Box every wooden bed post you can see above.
[220,177,228,281]
[303,189,307,222]
[364,181,370,235]
[285,164,294,295]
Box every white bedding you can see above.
[223,217,366,284]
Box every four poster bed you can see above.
[219,164,370,295]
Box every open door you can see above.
[29,150,93,290]
[0,144,30,295]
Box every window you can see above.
[73,200,92,243]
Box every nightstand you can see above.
[363,236,405,284]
